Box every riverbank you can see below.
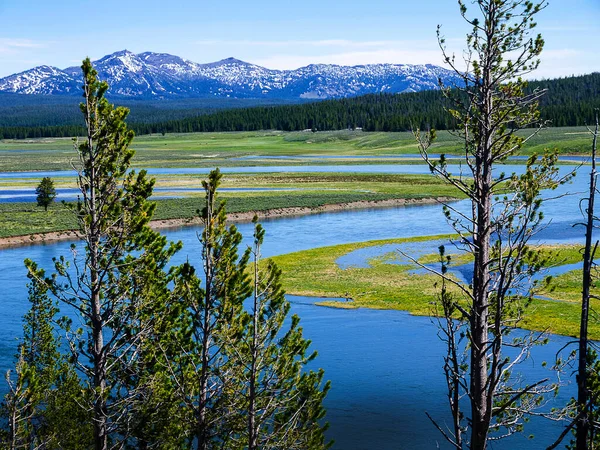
[0,197,450,249]
[271,236,595,339]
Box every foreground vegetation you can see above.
[272,237,599,339]
[3,0,596,445]
[2,60,330,449]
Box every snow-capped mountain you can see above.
[0,50,462,99]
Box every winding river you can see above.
[0,162,589,448]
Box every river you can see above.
[0,162,589,448]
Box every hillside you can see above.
[137,73,598,134]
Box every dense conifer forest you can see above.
[1,73,597,139]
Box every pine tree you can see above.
[229,218,331,449]
[35,177,56,211]
[167,168,252,448]
[38,58,180,449]
[1,262,90,449]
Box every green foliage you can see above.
[159,170,330,448]
[1,62,331,449]
[8,58,183,448]
[227,219,331,449]
[0,172,463,239]
[35,177,56,211]
[0,93,305,129]
[416,1,570,447]
[0,261,90,449]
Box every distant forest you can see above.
[1,73,598,139]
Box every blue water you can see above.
[0,161,591,448]
[233,153,591,163]
[0,150,586,162]
[336,239,452,269]
[292,295,573,449]
[0,163,559,179]
[336,239,595,300]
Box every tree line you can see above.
[0,94,305,132]
[0,73,598,139]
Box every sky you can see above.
[0,0,598,78]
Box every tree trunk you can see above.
[470,34,496,445]
[576,113,599,450]
[85,81,107,450]
[197,292,210,450]
[248,244,260,450]
[197,190,213,450]
[470,176,492,450]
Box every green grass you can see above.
[272,235,454,314]
[271,238,600,339]
[0,127,592,172]
[0,202,79,238]
[0,173,462,238]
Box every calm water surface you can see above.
[0,162,561,179]
[0,187,310,202]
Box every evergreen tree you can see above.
[167,168,252,448]
[39,58,180,449]
[166,170,331,449]
[229,218,331,449]
[35,177,57,211]
[1,262,90,449]
[1,72,598,139]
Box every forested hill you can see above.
[1,73,598,139]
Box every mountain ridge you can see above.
[0,49,463,100]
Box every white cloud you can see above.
[252,49,449,70]
[194,38,466,70]
[0,38,47,54]
[244,43,596,79]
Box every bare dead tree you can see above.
[545,112,600,450]
[414,1,572,448]
[574,112,600,449]
[425,246,468,449]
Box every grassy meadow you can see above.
[271,237,597,339]
[0,127,593,172]
[0,127,595,338]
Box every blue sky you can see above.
[0,0,598,78]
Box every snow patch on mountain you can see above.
[0,50,462,100]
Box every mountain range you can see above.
[0,50,463,100]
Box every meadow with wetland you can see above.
[0,122,598,448]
